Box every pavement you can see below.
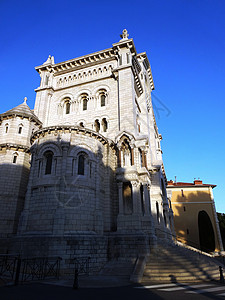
[42,275,132,288]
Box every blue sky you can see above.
[1,0,225,211]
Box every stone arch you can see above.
[198,210,215,252]
[92,84,110,96]
[75,89,91,100]
[69,144,96,162]
[115,131,135,146]
[37,142,62,159]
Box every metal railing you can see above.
[73,256,90,289]
[0,254,19,283]
[20,256,62,283]
[0,255,62,285]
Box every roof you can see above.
[167,180,216,189]
[0,98,42,125]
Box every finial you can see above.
[24,97,27,103]
[120,29,129,40]
[43,55,53,65]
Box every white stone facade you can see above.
[0,30,174,272]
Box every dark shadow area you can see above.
[199,210,215,252]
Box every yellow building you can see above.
[167,179,224,254]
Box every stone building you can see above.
[0,30,174,273]
[167,179,224,253]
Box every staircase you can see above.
[142,243,224,283]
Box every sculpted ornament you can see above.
[120,29,129,40]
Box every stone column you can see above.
[131,181,141,214]
[131,147,134,166]
[118,182,123,215]
[118,148,122,168]
[143,183,150,216]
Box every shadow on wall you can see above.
[0,162,29,237]
[173,191,218,253]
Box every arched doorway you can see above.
[198,210,215,252]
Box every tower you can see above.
[0,98,41,237]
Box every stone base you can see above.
[0,232,156,275]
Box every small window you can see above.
[13,155,17,164]
[101,118,107,132]
[187,228,189,235]
[79,122,84,127]
[181,189,184,197]
[94,120,100,132]
[5,124,9,133]
[89,162,92,178]
[65,102,71,114]
[100,94,106,107]
[18,126,22,134]
[45,151,53,175]
[183,206,186,212]
[83,98,87,111]
[126,53,130,64]
[78,154,85,175]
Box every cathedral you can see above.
[0,30,175,273]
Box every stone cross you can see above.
[120,29,129,40]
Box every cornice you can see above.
[35,48,116,75]
[0,143,30,152]
[31,125,116,149]
[0,114,42,126]
[137,52,154,91]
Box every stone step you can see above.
[142,275,219,283]
[144,267,219,275]
[141,242,223,284]
[146,263,219,270]
[144,269,219,277]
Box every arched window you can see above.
[82,96,88,111]
[94,119,100,132]
[100,94,106,107]
[18,124,23,134]
[65,102,71,114]
[5,124,9,133]
[13,153,18,164]
[78,154,85,175]
[79,122,84,127]
[44,151,53,175]
[121,139,132,166]
[101,118,107,132]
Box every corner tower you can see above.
[0,98,42,237]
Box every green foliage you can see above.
[217,213,225,249]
